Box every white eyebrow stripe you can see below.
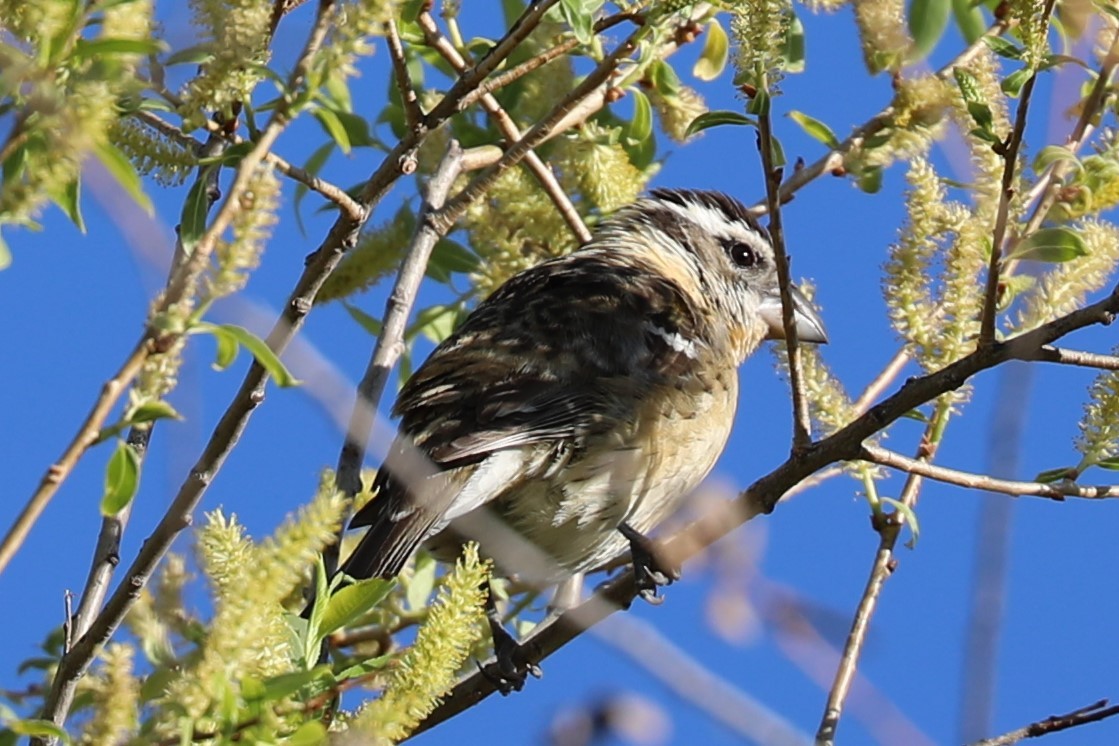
[647,322,698,359]
[656,197,769,254]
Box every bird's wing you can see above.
[340,252,701,580]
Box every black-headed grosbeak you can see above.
[338,188,826,686]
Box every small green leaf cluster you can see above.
[0,0,157,267]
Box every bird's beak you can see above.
[759,285,828,344]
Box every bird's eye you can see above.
[725,240,760,268]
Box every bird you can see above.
[337,188,826,687]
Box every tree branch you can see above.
[757,103,812,450]
[417,11,591,244]
[413,285,1119,734]
[334,139,463,523]
[861,444,1119,499]
[966,698,1119,746]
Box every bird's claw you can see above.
[620,522,680,604]
[483,582,542,695]
[480,623,542,695]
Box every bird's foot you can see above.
[619,522,680,605]
[481,581,542,695]
[479,621,542,695]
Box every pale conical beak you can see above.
[759,285,828,344]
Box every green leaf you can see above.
[286,721,328,746]
[1094,456,1119,471]
[954,67,993,129]
[211,325,240,370]
[647,59,682,96]
[334,655,392,681]
[312,107,352,154]
[627,88,653,143]
[901,408,931,423]
[93,141,152,215]
[128,400,183,426]
[952,0,987,43]
[163,44,213,66]
[693,19,729,81]
[102,439,141,516]
[685,110,757,136]
[1007,227,1089,263]
[320,578,396,637]
[966,101,994,131]
[782,10,806,73]
[343,302,382,336]
[179,168,216,254]
[410,304,460,344]
[256,667,333,701]
[856,165,884,193]
[74,37,164,59]
[747,87,770,116]
[0,231,10,271]
[293,142,335,235]
[428,239,480,281]
[559,0,597,44]
[1033,145,1081,174]
[1035,466,1074,483]
[327,109,375,149]
[767,132,787,168]
[787,110,841,149]
[1001,67,1033,97]
[6,718,72,743]
[982,35,1023,59]
[880,497,920,548]
[190,323,301,386]
[908,0,951,61]
[48,177,84,233]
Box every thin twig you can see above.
[414,285,1119,733]
[36,1,340,731]
[385,19,423,132]
[851,350,910,414]
[131,109,364,221]
[0,345,148,577]
[0,2,336,583]
[62,134,227,709]
[966,698,1119,746]
[979,0,1059,345]
[862,444,1119,499]
[1016,27,1119,241]
[38,0,574,732]
[429,23,649,236]
[1020,345,1119,370]
[816,401,941,746]
[418,11,591,243]
[813,530,899,746]
[455,10,642,111]
[757,104,812,450]
[334,139,464,530]
[978,69,1041,346]
[750,20,1011,217]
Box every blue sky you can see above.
[3,3,1119,745]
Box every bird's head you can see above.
[598,188,828,361]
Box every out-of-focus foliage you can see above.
[7,0,1119,742]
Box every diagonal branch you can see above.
[413,285,1119,734]
[385,18,423,132]
[417,11,591,244]
[333,140,464,538]
[966,698,1119,746]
